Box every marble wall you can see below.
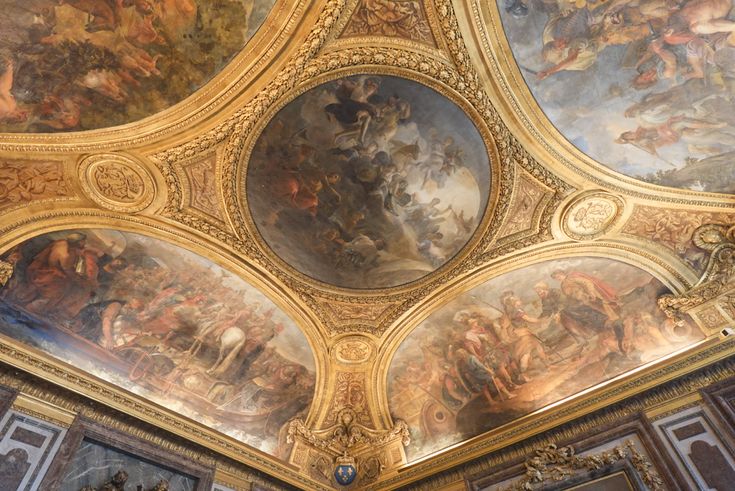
[59,439,197,491]
[0,408,66,490]
[653,405,735,490]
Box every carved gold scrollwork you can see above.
[507,442,663,491]
[561,191,624,241]
[288,407,409,453]
[658,223,735,332]
[287,407,409,486]
[0,259,13,287]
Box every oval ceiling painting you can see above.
[246,75,491,289]
[0,0,275,132]
[498,1,735,193]
[388,257,704,461]
[0,229,316,457]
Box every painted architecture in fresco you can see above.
[0,0,275,132]
[247,75,491,289]
[0,229,315,456]
[498,0,735,193]
[388,258,704,460]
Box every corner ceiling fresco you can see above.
[498,0,735,193]
[0,0,275,132]
[388,257,704,461]
[0,229,315,457]
[246,75,491,289]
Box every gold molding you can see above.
[0,363,304,491]
[0,340,330,491]
[11,393,76,428]
[234,60,502,295]
[0,0,732,488]
[77,153,157,213]
[560,191,625,241]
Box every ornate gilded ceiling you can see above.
[0,0,734,489]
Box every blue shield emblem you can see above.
[334,463,357,485]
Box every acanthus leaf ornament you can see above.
[658,223,735,330]
[287,407,409,486]
[0,259,13,287]
[507,441,663,491]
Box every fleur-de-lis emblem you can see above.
[334,462,357,485]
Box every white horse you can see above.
[206,326,247,377]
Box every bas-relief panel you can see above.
[247,75,491,289]
[341,0,434,45]
[0,229,316,458]
[59,439,196,491]
[623,206,735,272]
[497,0,735,193]
[0,0,276,132]
[388,258,704,461]
[0,159,71,210]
